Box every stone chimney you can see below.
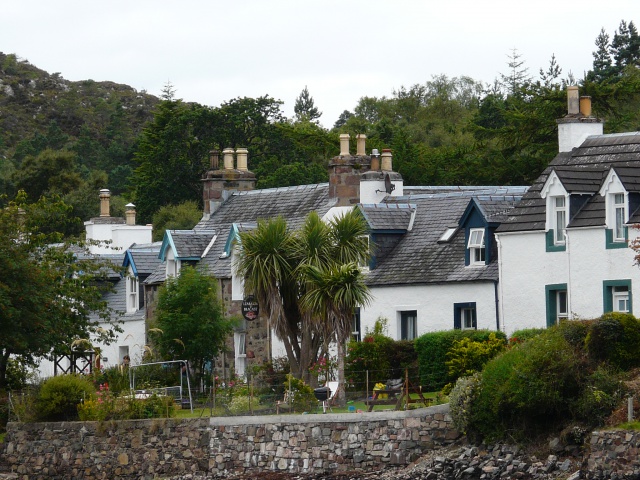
[125,203,136,226]
[557,86,603,153]
[202,147,256,217]
[99,189,111,217]
[328,134,371,206]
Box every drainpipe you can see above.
[495,235,505,332]
[566,230,572,321]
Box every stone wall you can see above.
[584,429,640,479]
[1,405,459,479]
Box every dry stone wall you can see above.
[1,405,459,479]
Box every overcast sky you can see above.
[2,1,637,128]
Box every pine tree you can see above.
[294,86,322,122]
[588,28,614,82]
[500,49,530,97]
[611,20,640,72]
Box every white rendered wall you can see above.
[558,123,603,153]
[360,281,499,339]
[85,222,152,255]
[498,227,640,335]
[360,179,404,205]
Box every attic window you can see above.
[438,227,457,243]
[468,228,486,265]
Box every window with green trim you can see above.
[545,284,568,327]
[603,280,632,314]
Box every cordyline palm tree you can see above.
[301,262,372,406]
[235,209,371,386]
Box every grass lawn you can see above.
[172,391,445,419]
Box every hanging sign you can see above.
[242,295,259,321]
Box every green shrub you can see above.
[468,329,585,441]
[36,375,96,421]
[228,396,252,415]
[282,374,316,413]
[557,319,590,347]
[508,328,545,346]
[449,372,482,434]
[444,333,506,393]
[415,330,507,390]
[585,313,640,369]
[571,365,627,425]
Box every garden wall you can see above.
[0,405,459,479]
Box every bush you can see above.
[36,375,96,421]
[468,329,585,441]
[228,396,252,415]
[571,365,627,425]
[585,313,640,369]
[415,329,507,390]
[508,328,545,346]
[444,333,506,393]
[282,374,316,413]
[449,372,482,435]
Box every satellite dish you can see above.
[384,174,396,195]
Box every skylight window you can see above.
[438,227,457,243]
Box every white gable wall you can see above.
[361,281,499,338]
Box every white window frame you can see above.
[166,250,181,278]
[467,228,486,265]
[553,196,567,245]
[126,273,138,313]
[613,286,630,313]
[557,290,568,321]
[613,193,626,241]
[359,235,370,271]
[461,308,475,330]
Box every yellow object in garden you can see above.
[373,382,387,399]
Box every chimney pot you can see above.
[99,189,111,217]
[209,150,220,170]
[567,86,580,115]
[356,134,366,156]
[222,148,234,170]
[579,96,592,117]
[125,203,136,226]
[370,148,380,171]
[339,133,350,156]
[381,149,393,172]
[236,148,249,171]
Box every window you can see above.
[235,333,247,357]
[614,193,625,241]
[553,196,566,245]
[399,310,417,340]
[603,280,632,314]
[545,284,568,327]
[454,303,477,330]
[126,275,138,313]
[352,308,361,342]
[467,228,486,265]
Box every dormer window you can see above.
[552,196,567,245]
[126,274,138,313]
[468,228,486,265]
[613,193,626,241]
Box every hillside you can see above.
[0,52,159,195]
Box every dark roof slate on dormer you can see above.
[359,203,415,231]
[497,132,640,233]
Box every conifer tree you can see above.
[294,86,322,123]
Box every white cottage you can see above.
[496,87,640,334]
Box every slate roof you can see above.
[365,189,523,287]
[125,242,162,276]
[497,132,640,233]
[358,204,415,231]
[144,184,334,283]
[167,230,216,259]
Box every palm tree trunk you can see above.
[336,339,346,406]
